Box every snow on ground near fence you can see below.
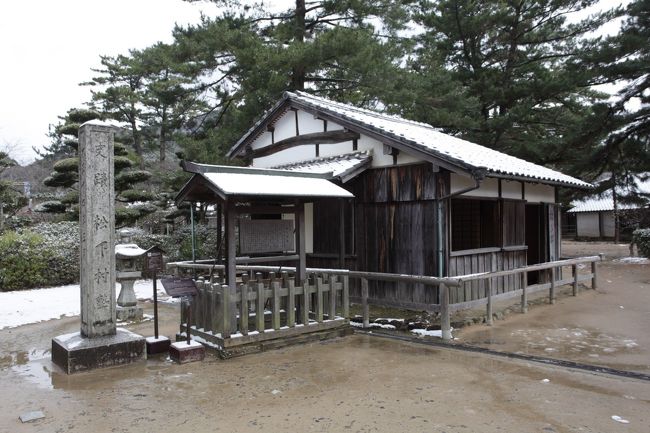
[0,280,177,330]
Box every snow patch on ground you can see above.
[410,328,453,338]
[349,321,396,330]
[614,257,649,264]
[0,280,176,330]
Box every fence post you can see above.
[361,277,369,328]
[239,282,248,336]
[486,277,493,326]
[221,284,231,338]
[316,277,324,322]
[329,276,337,320]
[521,272,528,313]
[287,279,296,327]
[572,264,578,296]
[342,275,350,319]
[272,281,281,330]
[549,267,556,304]
[592,257,599,289]
[302,279,310,325]
[256,281,265,332]
[440,283,451,340]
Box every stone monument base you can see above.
[116,305,143,321]
[146,336,171,355]
[52,328,146,374]
[169,340,205,364]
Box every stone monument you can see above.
[52,121,145,374]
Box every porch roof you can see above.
[271,150,372,183]
[175,162,353,204]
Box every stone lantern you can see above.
[115,229,146,321]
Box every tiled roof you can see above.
[176,163,353,201]
[568,176,650,212]
[287,91,591,188]
[271,151,372,182]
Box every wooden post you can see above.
[302,279,310,325]
[316,277,324,322]
[361,277,369,328]
[486,277,493,326]
[295,200,306,282]
[225,201,236,332]
[521,271,528,313]
[216,202,223,262]
[287,279,296,327]
[221,284,231,338]
[342,275,350,319]
[271,281,281,330]
[256,281,265,332]
[339,199,346,269]
[549,267,556,304]
[239,283,248,336]
[329,276,337,319]
[440,283,451,340]
[572,264,578,296]
[180,298,187,331]
[591,258,598,289]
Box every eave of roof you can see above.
[227,91,592,189]
[175,162,353,205]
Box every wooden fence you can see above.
[168,255,601,342]
[176,270,349,349]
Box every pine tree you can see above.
[413,0,619,167]
[172,0,413,163]
[39,108,158,226]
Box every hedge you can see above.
[633,229,650,258]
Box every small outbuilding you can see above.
[566,175,650,240]
[210,91,592,306]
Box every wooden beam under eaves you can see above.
[250,130,360,158]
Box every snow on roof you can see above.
[271,151,372,182]
[287,91,591,188]
[202,171,352,198]
[568,175,650,213]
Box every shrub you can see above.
[0,231,53,291]
[633,229,650,258]
[28,222,80,286]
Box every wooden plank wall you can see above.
[348,164,442,304]
[447,249,527,303]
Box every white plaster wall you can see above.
[356,135,420,167]
[281,202,313,254]
[602,211,615,237]
[297,110,324,135]
[272,111,297,143]
[450,174,500,198]
[501,180,523,199]
[253,145,316,167]
[576,212,600,237]
[319,140,356,157]
[525,183,555,203]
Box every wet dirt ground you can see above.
[456,243,650,374]
[0,242,648,432]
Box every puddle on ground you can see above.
[510,327,640,358]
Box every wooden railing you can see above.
[175,270,349,349]
[168,255,601,342]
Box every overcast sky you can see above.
[0,0,221,164]
[0,0,629,164]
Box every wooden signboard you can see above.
[161,277,198,298]
[239,219,294,254]
[144,246,165,273]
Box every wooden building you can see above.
[216,91,592,305]
[566,175,650,240]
